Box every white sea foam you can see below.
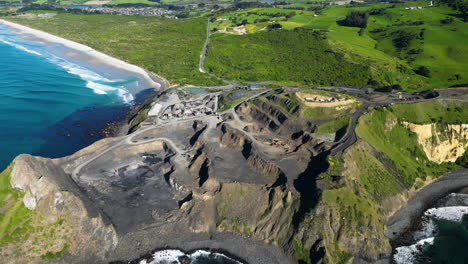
[47,55,134,103]
[140,249,244,264]
[1,34,135,103]
[393,206,468,263]
[0,38,41,56]
[86,81,134,103]
[412,206,468,240]
[394,237,434,264]
[425,206,468,222]
[412,219,436,241]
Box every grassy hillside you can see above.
[0,166,71,261]
[316,116,350,136]
[205,30,372,87]
[355,102,463,187]
[6,14,223,86]
[296,99,466,263]
[208,2,468,90]
[367,5,468,89]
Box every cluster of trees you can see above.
[233,1,270,9]
[340,11,369,28]
[18,4,94,14]
[307,5,325,12]
[440,0,468,21]
[282,6,305,10]
[254,18,270,23]
[392,30,419,49]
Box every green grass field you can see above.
[347,144,404,199]
[208,3,468,90]
[367,6,468,89]
[5,2,466,90]
[5,14,223,86]
[205,29,372,87]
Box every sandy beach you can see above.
[0,19,165,90]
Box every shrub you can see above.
[267,23,283,30]
[392,30,418,49]
[413,66,431,77]
[441,17,455,24]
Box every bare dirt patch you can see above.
[296,92,356,108]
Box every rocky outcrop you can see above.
[199,181,299,248]
[404,122,468,163]
[219,124,247,149]
[8,154,118,263]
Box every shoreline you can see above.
[385,168,468,243]
[107,231,294,264]
[0,19,167,91]
[0,19,168,138]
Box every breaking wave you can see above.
[47,55,134,104]
[0,37,42,56]
[0,33,134,104]
[139,249,244,264]
[393,206,468,264]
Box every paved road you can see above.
[329,93,441,156]
[71,85,452,178]
[199,18,211,74]
[72,88,270,179]
[329,103,366,155]
[71,118,203,179]
[198,19,237,86]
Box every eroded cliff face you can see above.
[2,89,464,264]
[1,155,117,263]
[1,105,308,264]
[403,122,468,163]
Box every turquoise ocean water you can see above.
[0,22,155,170]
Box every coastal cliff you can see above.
[403,122,468,163]
[0,89,467,264]
[0,155,117,263]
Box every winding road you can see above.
[199,18,211,74]
[198,18,237,86]
[71,119,194,179]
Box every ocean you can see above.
[394,198,468,263]
[0,22,154,170]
